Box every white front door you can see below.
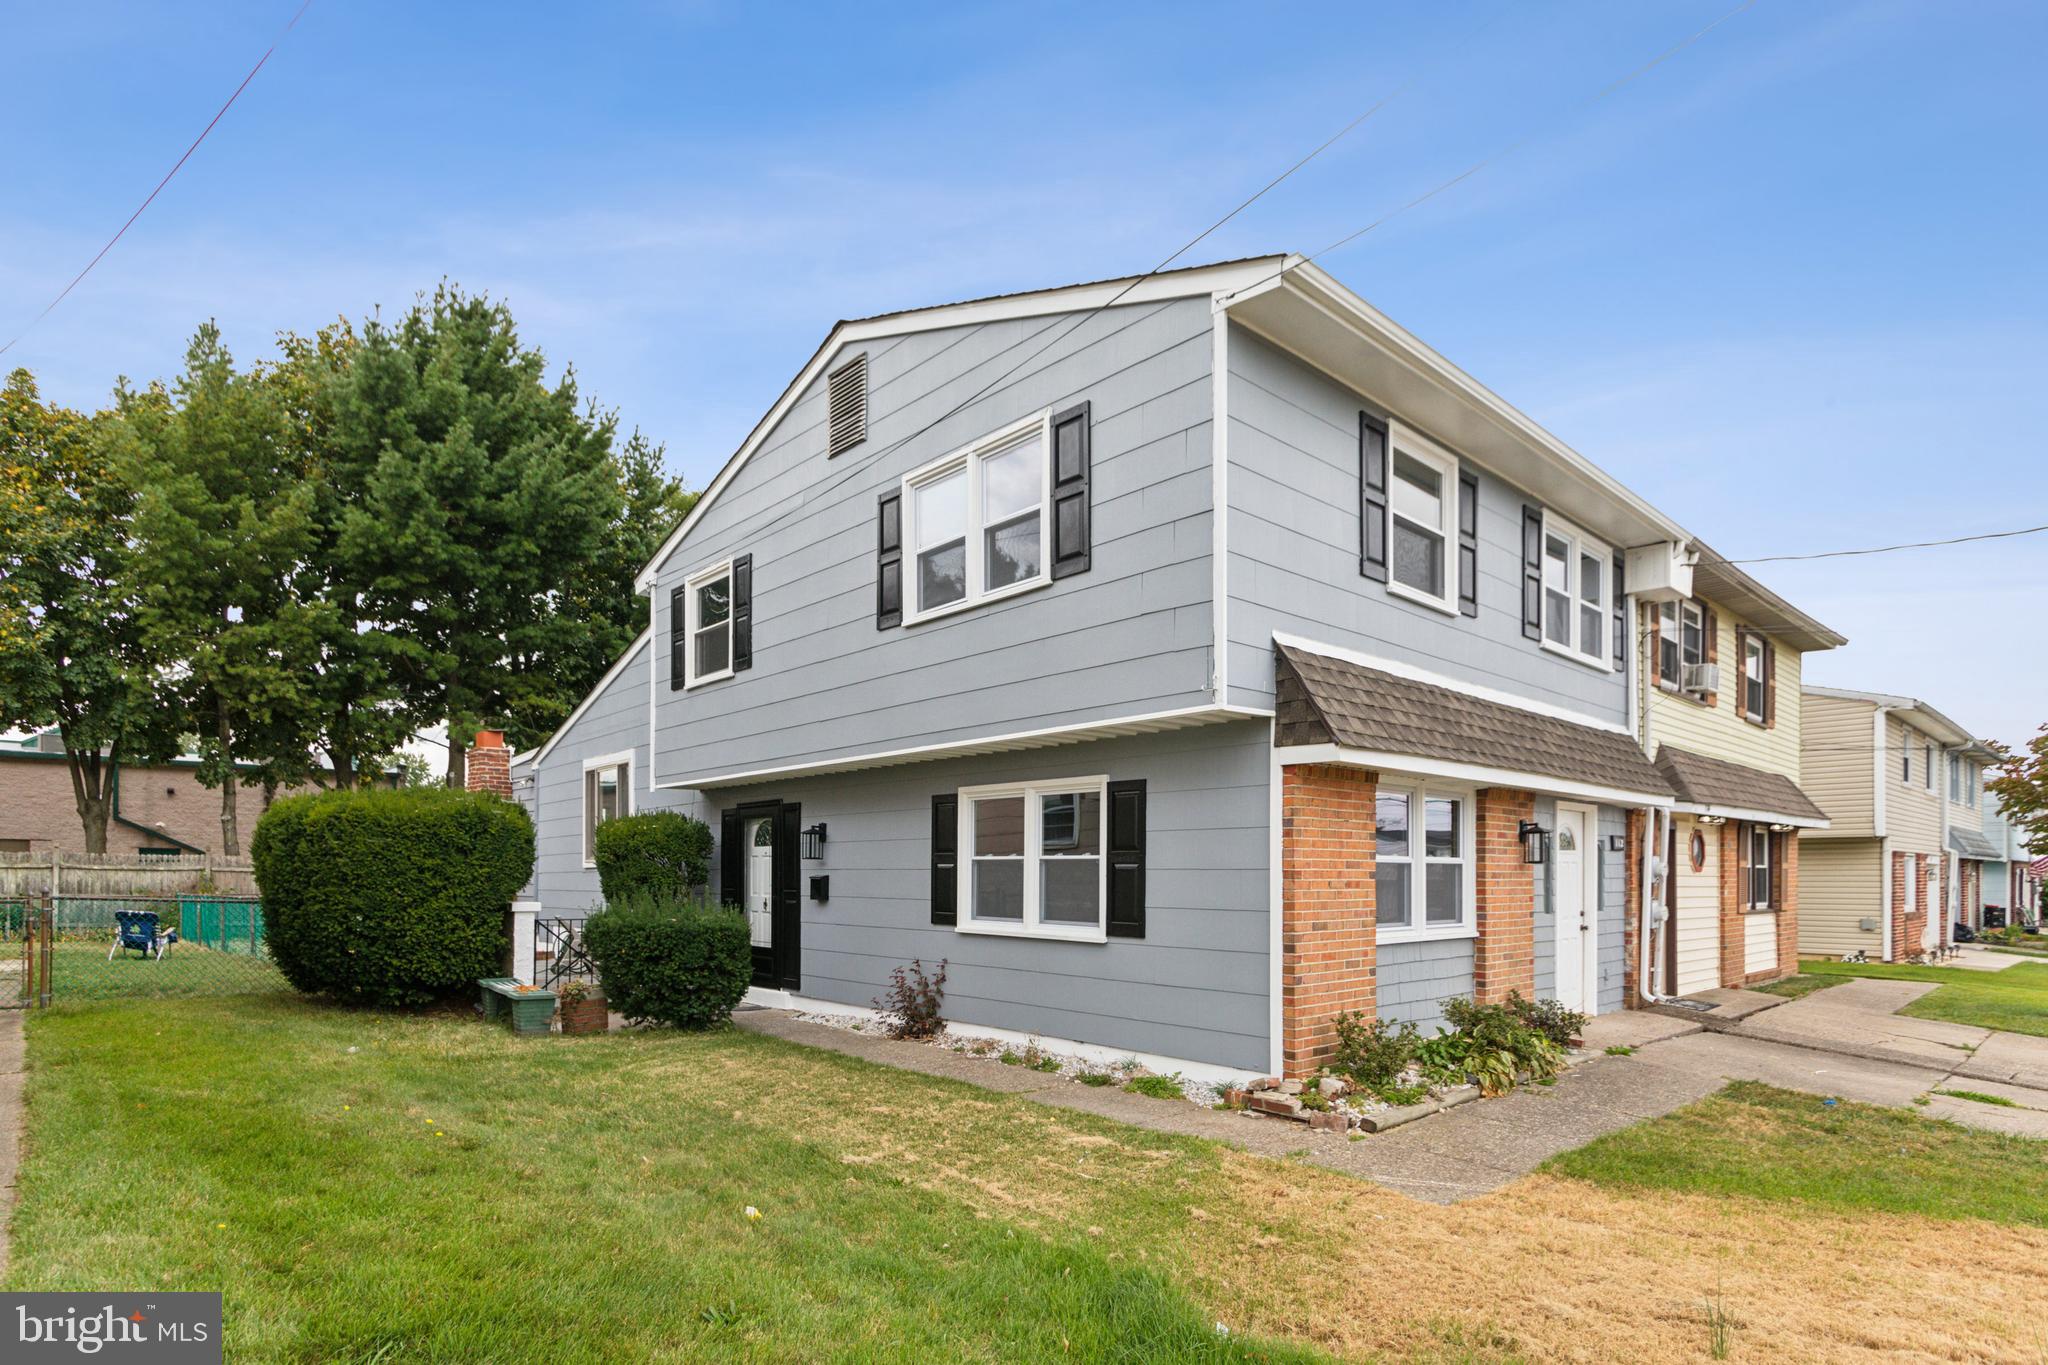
[1553,805,1600,1014]
[745,817,775,950]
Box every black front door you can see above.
[724,800,801,990]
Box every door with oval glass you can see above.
[1552,804,1600,1015]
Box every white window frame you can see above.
[1373,782,1476,944]
[1741,633,1767,724]
[1746,824,1773,910]
[1655,598,1705,691]
[1383,425,1461,616]
[581,749,634,867]
[901,411,1053,626]
[955,774,1108,943]
[682,559,735,690]
[1538,512,1614,671]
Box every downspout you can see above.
[1633,596,1666,1002]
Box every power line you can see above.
[1221,0,1760,305]
[1727,523,2048,564]
[0,0,316,359]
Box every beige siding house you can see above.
[1636,549,1843,997]
[1799,689,1998,960]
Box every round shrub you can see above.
[252,787,535,1007]
[582,896,751,1029]
[592,811,713,903]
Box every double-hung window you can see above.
[1374,787,1472,939]
[1538,514,1612,668]
[958,777,1105,940]
[1387,431,1458,611]
[582,752,632,866]
[1746,825,1772,909]
[1741,634,1767,723]
[1656,599,1705,691]
[903,413,1050,623]
[684,561,734,687]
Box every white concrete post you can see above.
[509,900,540,983]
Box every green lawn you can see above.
[6,995,1318,1364]
[1802,957,2048,1035]
[1544,1080,2048,1224]
[1748,973,1845,1001]
[36,940,286,1001]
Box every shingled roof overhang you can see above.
[1949,827,2001,861]
[1274,641,1674,805]
[1652,744,1831,829]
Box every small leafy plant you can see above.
[1604,1044,1635,1057]
[1076,1072,1115,1087]
[1124,1074,1185,1101]
[872,958,947,1040]
[1506,991,1586,1050]
[1329,1010,1420,1098]
[1421,997,1566,1096]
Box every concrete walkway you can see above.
[0,1010,22,1278]
[1944,945,2026,972]
[1725,977,2048,1093]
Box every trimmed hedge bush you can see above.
[251,787,535,1007]
[582,896,751,1030]
[592,811,712,903]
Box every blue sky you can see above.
[5,0,2043,746]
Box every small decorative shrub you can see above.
[1425,997,1566,1096]
[592,811,713,903]
[1123,1074,1185,1101]
[1506,992,1587,1050]
[1329,1011,1420,1097]
[1076,1072,1115,1087]
[872,958,947,1040]
[252,786,534,1007]
[582,895,750,1030]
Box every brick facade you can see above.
[1890,850,1932,961]
[1622,809,1645,1008]
[466,731,513,800]
[1717,822,1744,988]
[1472,789,1535,1004]
[1889,850,1908,961]
[1279,764,1378,1077]
[0,753,282,856]
[1773,833,1800,976]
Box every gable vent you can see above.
[826,353,868,457]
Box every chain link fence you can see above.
[3,895,288,1006]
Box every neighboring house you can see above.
[1636,547,1844,997]
[1977,800,2042,928]
[0,729,281,857]
[518,255,1843,1079]
[1798,689,1999,960]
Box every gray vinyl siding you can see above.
[1223,326,1628,722]
[1532,797,1557,999]
[712,721,1271,1072]
[651,298,1218,787]
[1378,940,1473,1035]
[528,638,698,916]
[1597,804,1627,1013]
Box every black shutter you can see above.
[668,585,687,691]
[876,490,903,629]
[1106,779,1147,939]
[1050,401,1092,579]
[1457,468,1479,616]
[1611,554,1626,671]
[1359,413,1388,581]
[730,553,753,672]
[930,794,957,926]
[720,809,743,909]
[1520,506,1543,640]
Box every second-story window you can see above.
[1388,439,1457,611]
[685,561,734,687]
[1539,513,1612,668]
[904,413,1049,623]
[1742,634,1767,722]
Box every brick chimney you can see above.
[466,730,512,799]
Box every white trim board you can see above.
[653,704,1274,791]
[1278,742,1672,809]
[1670,801,1830,831]
[530,630,651,769]
[1271,631,1632,736]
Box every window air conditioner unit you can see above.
[1681,662,1719,695]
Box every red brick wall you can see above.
[1892,850,1931,961]
[1472,789,1535,1004]
[1773,833,1800,977]
[1279,764,1378,1077]
[1718,823,1744,988]
[1622,809,1644,1008]
[1889,850,1907,962]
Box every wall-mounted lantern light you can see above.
[1519,820,1549,865]
[801,823,828,861]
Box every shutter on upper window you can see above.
[1701,606,1719,705]
[1359,414,1388,582]
[1611,555,1626,670]
[720,809,743,909]
[875,490,903,629]
[1106,779,1147,939]
[731,554,753,672]
[930,794,957,926]
[1649,604,1664,685]
[1763,640,1777,728]
[1050,401,1092,579]
[1520,506,1543,641]
[1457,469,1479,617]
[827,353,868,456]
[668,585,686,691]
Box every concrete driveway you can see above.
[1728,976,2048,1094]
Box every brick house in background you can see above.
[1,728,298,857]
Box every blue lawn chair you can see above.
[110,909,176,961]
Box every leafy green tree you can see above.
[1989,733,2048,856]
[0,371,160,851]
[326,285,625,784]
[123,325,325,855]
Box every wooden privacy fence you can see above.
[0,851,259,900]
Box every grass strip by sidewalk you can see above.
[1749,973,1845,1001]
[1544,1080,2048,1225]
[1802,958,2048,1035]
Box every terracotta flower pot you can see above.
[558,994,609,1035]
